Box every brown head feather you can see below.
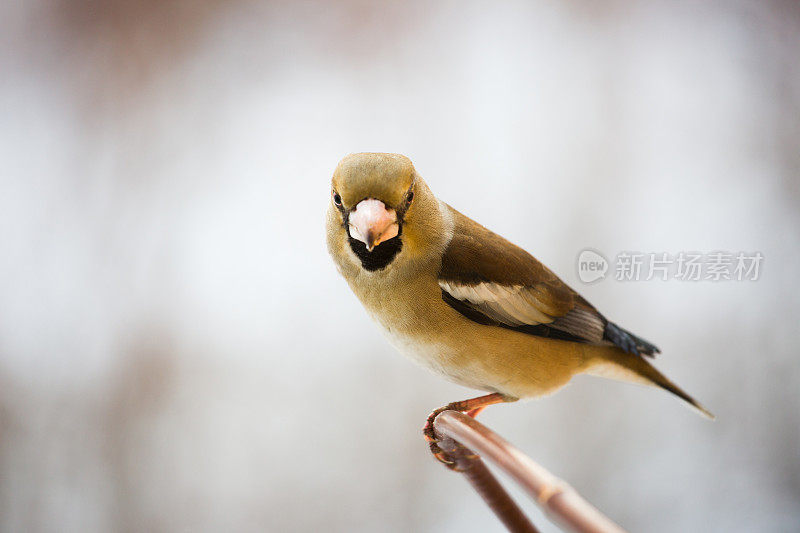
[332,153,415,209]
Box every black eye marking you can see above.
[405,190,414,207]
[332,191,343,208]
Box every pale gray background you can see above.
[2,1,799,532]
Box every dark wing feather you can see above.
[439,206,659,356]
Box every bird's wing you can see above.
[439,206,659,356]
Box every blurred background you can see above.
[2,1,799,531]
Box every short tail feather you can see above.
[651,370,715,419]
[588,348,715,419]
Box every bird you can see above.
[325,152,713,468]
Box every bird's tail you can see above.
[585,347,715,419]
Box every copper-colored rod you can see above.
[436,434,540,533]
[434,411,627,533]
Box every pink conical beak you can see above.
[348,198,399,251]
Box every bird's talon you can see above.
[430,443,459,469]
[422,408,447,444]
[422,394,511,470]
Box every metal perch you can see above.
[433,411,627,533]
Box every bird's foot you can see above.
[422,392,511,471]
[423,406,458,469]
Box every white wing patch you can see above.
[439,280,607,344]
[439,280,555,326]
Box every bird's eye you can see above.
[333,192,342,207]
[405,190,414,207]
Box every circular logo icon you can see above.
[577,249,608,283]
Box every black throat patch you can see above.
[347,234,402,271]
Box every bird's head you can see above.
[327,153,446,274]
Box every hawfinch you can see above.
[326,153,712,466]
